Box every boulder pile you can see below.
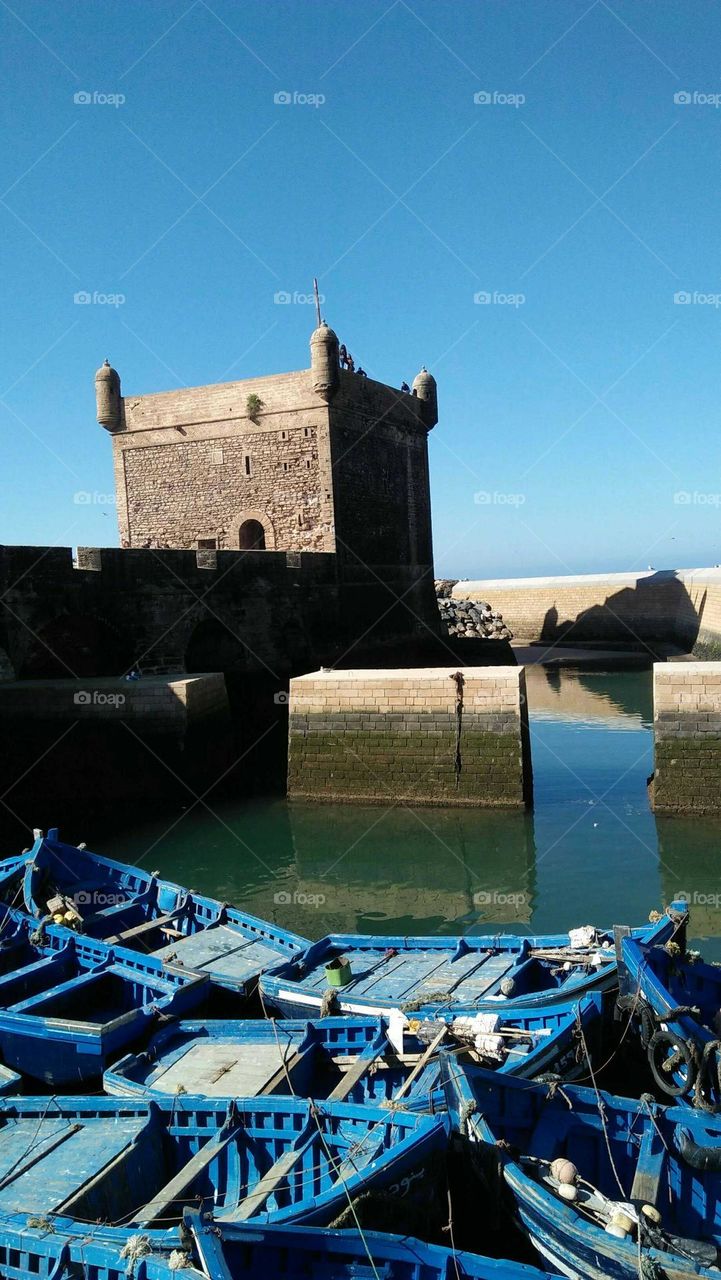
[435,580,513,641]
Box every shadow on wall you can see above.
[539,572,704,651]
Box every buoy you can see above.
[550,1158,578,1185]
[641,1205,662,1224]
[609,1211,635,1237]
[500,977,516,997]
[52,913,64,925]
[557,1183,578,1201]
[605,1223,628,1238]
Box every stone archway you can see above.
[232,509,276,551]
[239,519,266,551]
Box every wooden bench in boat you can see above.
[224,1126,317,1222]
[105,911,184,946]
[133,1126,238,1227]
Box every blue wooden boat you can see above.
[0,828,308,995]
[0,1093,448,1249]
[184,1212,563,1279]
[103,995,603,1107]
[620,931,721,1110]
[0,908,208,1087]
[0,1226,203,1279]
[104,1015,441,1106]
[442,1055,721,1280]
[258,906,687,1021]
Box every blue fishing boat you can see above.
[104,1015,442,1106]
[0,828,308,995]
[619,931,721,1110]
[184,1212,563,1279]
[104,995,604,1106]
[0,1093,448,1249]
[0,908,208,1087]
[259,905,687,1020]
[0,1226,203,1279]
[442,1055,721,1280]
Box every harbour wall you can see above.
[287,666,531,808]
[0,674,234,825]
[652,661,721,812]
[457,568,721,654]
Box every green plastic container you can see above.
[325,956,353,988]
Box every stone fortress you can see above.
[95,322,438,567]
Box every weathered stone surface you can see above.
[288,667,532,808]
[653,662,721,811]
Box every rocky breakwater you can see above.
[435,580,513,641]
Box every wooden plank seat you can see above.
[105,911,184,946]
[133,1125,238,1227]
[224,1127,317,1222]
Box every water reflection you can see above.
[97,668,719,958]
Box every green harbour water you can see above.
[100,666,721,958]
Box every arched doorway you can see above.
[239,519,266,550]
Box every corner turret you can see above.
[95,359,122,431]
[412,366,437,428]
[310,322,339,402]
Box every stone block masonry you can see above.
[653,662,721,811]
[288,667,532,807]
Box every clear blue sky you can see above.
[1,0,720,579]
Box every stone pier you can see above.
[653,661,721,811]
[288,667,531,807]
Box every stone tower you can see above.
[97,324,438,580]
